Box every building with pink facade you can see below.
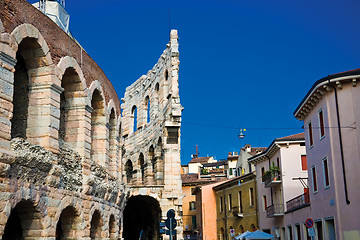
[248,133,310,239]
[294,68,360,240]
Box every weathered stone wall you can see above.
[0,0,184,239]
[122,29,184,239]
[0,0,125,238]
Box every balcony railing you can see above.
[286,192,310,213]
[266,204,284,218]
[263,171,281,188]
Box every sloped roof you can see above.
[241,147,268,156]
[181,174,212,184]
[189,157,211,164]
[276,132,304,141]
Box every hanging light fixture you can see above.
[238,129,246,139]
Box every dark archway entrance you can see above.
[3,200,40,240]
[123,195,161,240]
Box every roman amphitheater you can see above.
[0,0,183,239]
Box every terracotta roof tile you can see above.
[189,157,211,164]
[276,132,305,141]
[241,147,268,156]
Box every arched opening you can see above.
[90,210,102,239]
[251,224,256,232]
[109,215,117,240]
[131,106,137,133]
[56,206,82,239]
[145,96,150,124]
[11,40,35,139]
[123,195,161,240]
[125,160,133,184]
[155,83,159,92]
[91,89,106,166]
[220,227,225,240]
[139,153,145,184]
[3,200,41,240]
[165,69,169,81]
[59,67,83,148]
[149,146,155,182]
[108,109,117,176]
[154,138,164,184]
[240,225,244,233]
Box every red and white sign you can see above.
[305,218,314,228]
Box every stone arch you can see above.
[108,107,117,177]
[55,205,83,239]
[131,105,137,133]
[57,61,87,150]
[89,81,107,167]
[125,160,133,184]
[10,24,58,151]
[109,214,117,240]
[11,24,53,68]
[154,137,164,184]
[90,209,103,239]
[2,200,43,239]
[123,195,161,240]
[138,153,145,184]
[149,145,155,183]
[145,95,150,124]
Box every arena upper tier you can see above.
[0,0,183,239]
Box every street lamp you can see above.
[238,129,246,139]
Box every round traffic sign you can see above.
[305,218,314,228]
[165,218,177,230]
[167,209,176,218]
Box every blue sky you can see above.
[29,0,360,163]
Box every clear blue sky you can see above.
[29,0,360,164]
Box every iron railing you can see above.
[266,204,284,217]
[286,192,310,212]
[263,171,281,187]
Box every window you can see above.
[189,201,196,211]
[262,195,267,211]
[166,127,179,144]
[238,191,243,213]
[308,121,314,147]
[311,166,318,193]
[228,194,232,210]
[323,158,330,188]
[301,155,308,171]
[319,109,325,139]
[190,187,196,195]
[295,225,301,240]
[220,197,223,212]
[287,226,293,240]
[315,221,323,240]
[261,167,265,182]
[249,188,254,206]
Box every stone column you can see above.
[27,81,63,154]
[0,51,16,154]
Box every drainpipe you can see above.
[328,81,350,205]
[222,187,228,240]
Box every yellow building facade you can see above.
[214,173,258,240]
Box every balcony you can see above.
[232,206,243,218]
[286,191,310,213]
[266,204,284,218]
[262,171,281,188]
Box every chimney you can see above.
[245,144,251,152]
